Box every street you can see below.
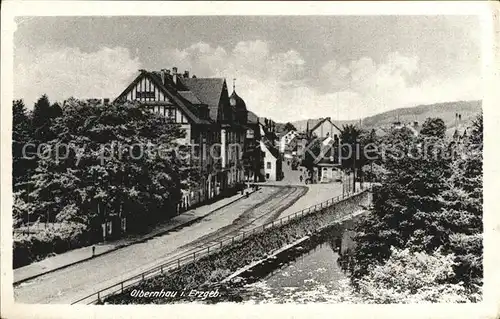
[14,185,307,304]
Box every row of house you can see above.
[114,67,262,212]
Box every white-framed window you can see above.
[266,173,270,179]
[267,162,272,169]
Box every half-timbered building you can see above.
[115,67,249,212]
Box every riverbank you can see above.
[103,191,371,304]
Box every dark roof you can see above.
[229,90,247,111]
[115,71,211,125]
[259,122,278,141]
[309,117,342,134]
[147,72,211,124]
[247,110,259,124]
[263,139,280,159]
[179,78,225,121]
[178,91,202,105]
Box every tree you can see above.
[420,117,446,139]
[12,99,35,188]
[438,113,483,288]
[50,102,63,118]
[347,125,451,278]
[347,114,483,297]
[22,99,187,235]
[32,95,54,142]
[339,124,364,192]
[354,247,476,303]
[284,122,296,132]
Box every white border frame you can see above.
[1,2,499,319]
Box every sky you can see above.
[13,15,482,122]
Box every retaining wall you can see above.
[104,190,372,304]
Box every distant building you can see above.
[306,117,341,140]
[313,137,342,183]
[260,138,282,181]
[391,121,419,136]
[243,110,263,182]
[279,130,299,153]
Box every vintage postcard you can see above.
[1,1,499,319]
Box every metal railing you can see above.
[72,186,371,304]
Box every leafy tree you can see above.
[12,99,35,188]
[420,117,446,139]
[21,99,187,235]
[32,94,54,142]
[347,114,483,297]
[51,102,63,118]
[438,113,483,288]
[347,126,451,278]
[284,122,296,132]
[354,247,476,303]
[339,124,365,192]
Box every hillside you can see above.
[289,100,482,135]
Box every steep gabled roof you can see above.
[178,91,202,105]
[114,71,210,125]
[179,78,226,121]
[261,139,280,160]
[309,117,342,134]
[247,110,259,124]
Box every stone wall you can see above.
[104,190,372,304]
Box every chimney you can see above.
[184,70,190,78]
[160,69,167,85]
[172,67,178,84]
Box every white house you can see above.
[279,130,299,153]
[260,140,282,181]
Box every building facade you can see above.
[115,67,253,212]
[306,117,341,140]
[279,130,299,153]
[259,122,283,181]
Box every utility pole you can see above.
[352,143,356,193]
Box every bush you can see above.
[354,247,480,303]
[13,222,89,268]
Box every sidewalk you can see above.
[14,191,253,284]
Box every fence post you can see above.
[160,265,163,273]
[121,282,124,293]
[193,252,196,261]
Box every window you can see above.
[166,108,175,122]
[266,162,272,169]
[136,91,155,99]
[266,173,270,179]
